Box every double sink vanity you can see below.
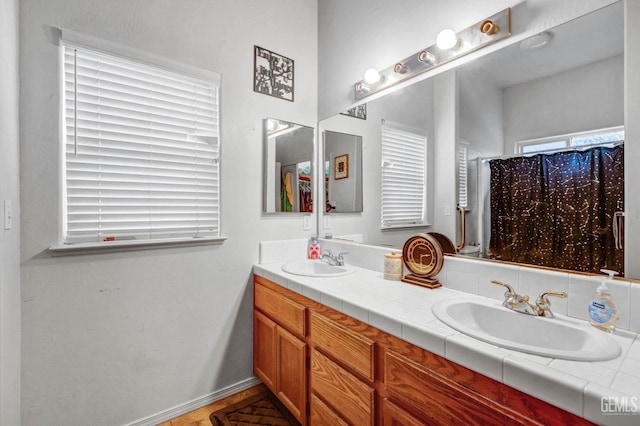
[253,238,640,425]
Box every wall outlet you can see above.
[323,215,331,229]
[4,200,12,230]
[303,215,311,231]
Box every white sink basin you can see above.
[432,297,621,361]
[281,260,353,277]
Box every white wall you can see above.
[458,72,504,158]
[20,1,317,425]
[0,0,21,424]
[503,55,624,149]
[432,71,459,243]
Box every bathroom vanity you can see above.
[253,238,639,425]
[253,274,591,425]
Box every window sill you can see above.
[48,236,227,257]
[381,223,432,231]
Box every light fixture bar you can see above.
[354,8,511,101]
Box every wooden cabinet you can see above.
[310,349,374,425]
[254,275,592,426]
[310,311,375,382]
[309,393,349,426]
[253,277,307,425]
[382,398,425,426]
[384,349,531,425]
[253,310,277,391]
[276,326,307,421]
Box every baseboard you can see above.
[124,376,261,426]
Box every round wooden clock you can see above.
[401,233,444,289]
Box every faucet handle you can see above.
[491,280,515,295]
[540,291,567,300]
[535,291,567,317]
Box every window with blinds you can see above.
[380,122,428,229]
[458,141,468,209]
[61,41,220,244]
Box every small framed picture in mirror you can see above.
[335,154,349,179]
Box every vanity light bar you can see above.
[354,8,511,101]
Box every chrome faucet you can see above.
[491,280,567,317]
[534,291,568,318]
[491,280,537,315]
[321,250,348,266]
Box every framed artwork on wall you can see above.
[340,104,367,120]
[334,154,349,180]
[253,46,294,102]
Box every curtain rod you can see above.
[477,141,623,163]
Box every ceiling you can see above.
[460,1,623,89]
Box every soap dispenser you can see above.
[588,269,619,332]
[308,236,321,260]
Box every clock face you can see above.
[402,234,444,277]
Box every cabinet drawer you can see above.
[310,349,374,426]
[382,398,425,426]
[310,311,375,381]
[255,282,306,337]
[310,393,349,426]
[384,349,529,425]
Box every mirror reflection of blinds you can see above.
[458,141,468,209]
[62,43,220,244]
[381,123,427,228]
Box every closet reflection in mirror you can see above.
[323,131,363,213]
[263,118,314,213]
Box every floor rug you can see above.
[209,391,299,426]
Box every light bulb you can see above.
[363,68,381,84]
[436,29,458,50]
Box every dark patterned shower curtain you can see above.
[489,145,624,275]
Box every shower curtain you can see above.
[489,145,624,275]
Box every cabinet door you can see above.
[254,310,277,392]
[277,326,307,424]
[382,399,425,426]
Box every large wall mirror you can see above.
[318,2,634,278]
[263,118,314,213]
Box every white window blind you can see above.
[62,42,220,244]
[457,141,468,209]
[381,122,427,228]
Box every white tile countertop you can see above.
[253,259,640,426]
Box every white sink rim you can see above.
[432,297,621,362]
[281,259,354,277]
